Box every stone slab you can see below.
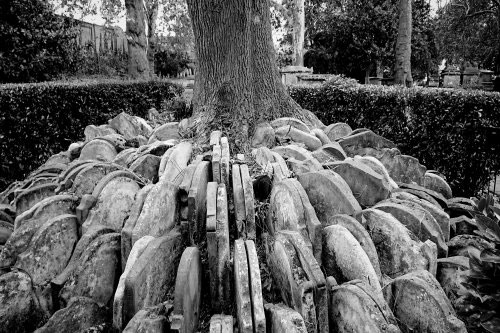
[149,122,180,142]
[84,124,117,141]
[16,214,78,285]
[245,240,266,333]
[123,229,184,325]
[221,137,230,186]
[232,164,247,238]
[383,270,466,333]
[59,232,121,307]
[210,131,222,146]
[15,194,78,230]
[212,145,222,183]
[188,161,210,244]
[323,122,352,141]
[79,139,117,162]
[233,239,253,333]
[123,302,173,333]
[171,247,202,333]
[272,145,314,161]
[70,163,122,197]
[209,315,234,333]
[311,128,331,145]
[312,142,347,164]
[264,303,307,333]
[129,154,161,182]
[271,117,311,133]
[15,183,57,216]
[337,130,396,155]
[424,172,453,199]
[160,142,192,185]
[179,163,200,203]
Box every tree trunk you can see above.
[126,0,150,79]
[394,0,412,87]
[186,0,319,149]
[292,0,305,66]
[146,0,159,76]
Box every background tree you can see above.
[0,0,79,83]
[435,0,500,73]
[125,0,150,79]
[411,0,438,81]
[394,0,413,86]
[186,0,320,149]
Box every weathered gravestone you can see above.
[323,122,352,141]
[264,303,308,333]
[209,315,234,333]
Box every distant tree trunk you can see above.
[126,0,150,79]
[292,0,305,66]
[186,0,321,149]
[394,0,412,86]
[146,0,159,76]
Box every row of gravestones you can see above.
[0,110,481,332]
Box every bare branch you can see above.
[464,9,496,18]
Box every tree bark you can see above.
[126,0,150,79]
[291,0,305,66]
[146,0,159,76]
[186,0,319,149]
[394,0,413,86]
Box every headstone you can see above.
[14,183,57,216]
[82,176,140,233]
[123,229,184,324]
[179,163,200,204]
[240,165,256,240]
[322,225,382,297]
[232,164,247,238]
[275,126,322,151]
[160,142,192,184]
[113,235,155,331]
[312,142,346,163]
[233,239,253,333]
[84,124,117,141]
[109,112,149,139]
[323,122,352,141]
[121,184,154,269]
[34,296,108,333]
[383,270,467,333]
[129,154,161,182]
[123,302,173,333]
[273,145,314,162]
[57,161,96,193]
[132,178,179,244]
[149,122,180,143]
[212,145,222,183]
[324,214,382,280]
[325,159,391,207]
[297,170,362,222]
[399,183,448,208]
[220,137,230,186]
[70,162,122,197]
[337,130,396,156]
[374,201,448,257]
[79,139,117,162]
[245,240,266,333]
[436,256,470,309]
[361,209,437,278]
[287,157,323,175]
[210,131,222,146]
[424,172,453,199]
[271,117,311,133]
[59,232,121,307]
[447,234,494,257]
[188,161,210,244]
[170,247,202,333]
[311,128,331,145]
[353,155,398,190]
[264,304,307,333]
[15,214,78,285]
[209,315,234,333]
[329,281,400,333]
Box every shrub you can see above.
[0,80,183,190]
[289,83,500,197]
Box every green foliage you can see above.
[458,194,500,332]
[0,0,79,83]
[0,80,183,190]
[155,50,190,77]
[289,83,500,197]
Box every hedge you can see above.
[0,80,183,190]
[290,82,500,197]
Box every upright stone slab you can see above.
[188,161,210,244]
[325,159,391,207]
[234,239,254,333]
[240,165,256,240]
[275,126,322,151]
[59,232,121,307]
[121,184,154,270]
[149,122,180,142]
[79,139,117,162]
[123,229,184,325]
[212,145,222,183]
[337,130,396,156]
[323,122,352,141]
[15,183,57,216]
[220,137,230,185]
[297,170,361,222]
[245,241,266,333]
[109,112,147,139]
[123,302,173,333]
[113,235,155,331]
[271,117,311,133]
[374,201,448,257]
[361,209,436,278]
[179,163,200,203]
[70,163,121,197]
[57,161,96,193]
[232,164,247,237]
[210,131,222,146]
[271,152,291,178]
[85,124,117,141]
[329,282,400,333]
[383,270,467,333]
[113,148,137,167]
[272,145,314,161]
[312,142,347,164]
[132,178,179,244]
[311,128,331,145]
[170,247,202,333]
[324,214,382,280]
[353,155,398,190]
[0,271,45,333]
[399,183,448,208]
[209,315,234,333]
[82,176,140,233]
[160,142,192,184]
[129,154,161,182]
[15,214,78,285]
[436,256,470,309]
[322,225,382,297]
[34,296,109,333]
[264,304,308,333]
[424,172,453,199]
[371,148,427,186]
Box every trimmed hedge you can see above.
[0,80,183,190]
[290,82,500,197]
